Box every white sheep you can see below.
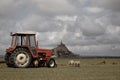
[68,60,75,66]
[74,61,80,67]
[69,60,80,67]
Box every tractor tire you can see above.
[9,48,32,68]
[46,58,57,68]
[4,53,12,67]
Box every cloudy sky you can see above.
[0,0,120,56]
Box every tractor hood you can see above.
[37,48,53,58]
[37,48,52,53]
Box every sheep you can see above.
[68,60,75,66]
[68,60,80,67]
[74,61,80,67]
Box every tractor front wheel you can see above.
[46,58,57,68]
[10,48,32,68]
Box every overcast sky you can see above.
[0,0,120,56]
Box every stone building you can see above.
[52,41,74,57]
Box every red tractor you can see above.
[5,32,57,68]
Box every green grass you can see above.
[0,58,120,80]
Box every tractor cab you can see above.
[11,32,37,48]
[10,32,37,57]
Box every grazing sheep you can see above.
[69,60,75,66]
[74,61,80,67]
[69,60,80,67]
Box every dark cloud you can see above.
[30,0,76,15]
[91,0,120,12]
[109,12,120,26]
[76,16,106,37]
[20,16,63,32]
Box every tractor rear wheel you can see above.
[46,58,57,68]
[10,48,32,68]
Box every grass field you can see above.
[0,57,120,80]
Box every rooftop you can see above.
[11,32,36,36]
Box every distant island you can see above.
[52,41,79,57]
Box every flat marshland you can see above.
[0,57,120,80]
